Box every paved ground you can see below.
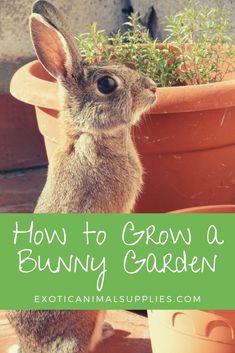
[0,166,47,213]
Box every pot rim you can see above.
[170,204,235,213]
[10,60,235,113]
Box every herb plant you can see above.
[165,2,235,84]
[75,2,235,87]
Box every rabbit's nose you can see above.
[149,85,157,94]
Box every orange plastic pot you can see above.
[148,310,235,353]
[10,60,235,213]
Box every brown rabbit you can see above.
[7,1,157,353]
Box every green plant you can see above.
[165,1,235,84]
[75,2,235,86]
[76,14,181,87]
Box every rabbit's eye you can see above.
[97,76,117,94]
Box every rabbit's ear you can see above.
[142,6,160,40]
[30,1,82,79]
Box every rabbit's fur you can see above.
[8,1,157,353]
[8,310,103,353]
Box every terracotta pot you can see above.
[148,310,235,353]
[10,60,235,212]
[0,94,47,171]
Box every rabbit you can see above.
[8,310,108,353]
[7,1,157,353]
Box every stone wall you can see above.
[0,0,122,93]
[0,0,234,93]
[133,0,235,41]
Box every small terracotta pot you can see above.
[148,204,235,353]
[148,310,235,353]
[10,60,235,212]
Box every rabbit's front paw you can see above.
[8,344,23,353]
[102,322,114,340]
